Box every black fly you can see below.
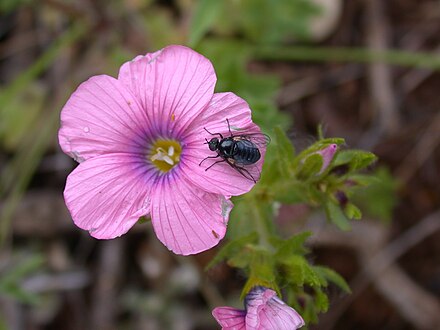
[199,119,270,183]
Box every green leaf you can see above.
[302,294,319,324]
[351,167,398,222]
[227,198,254,239]
[236,0,321,43]
[271,232,311,258]
[205,232,258,270]
[345,203,362,220]
[271,180,310,204]
[189,0,223,46]
[316,137,346,146]
[313,266,351,293]
[348,173,381,186]
[241,251,279,299]
[273,126,295,176]
[314,288,329,313]
[293,138,344,170]
[297,154,323,179]
[281,255,323,287]
[228,196,277,240]
[333,150,377,171]
[242,276,279,300]
[325,201,351,231]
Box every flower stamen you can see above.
[150,139,182,172]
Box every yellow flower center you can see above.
[150,139,182,172]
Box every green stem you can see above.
[249,196,273,249]
[254,46,440,70]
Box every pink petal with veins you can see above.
[118,45,217,138]
[182,93,267,196]
[150,174,232,255]
[212,307,246,330]
[59,75,150,162]
[64,153,154,238]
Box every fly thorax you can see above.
[219,139,234,157]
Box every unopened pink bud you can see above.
[317,144,337,173]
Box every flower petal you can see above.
[212,307,246,330]
[64,153,155,238]
[317,143,337,173]
[258,296,305,330]
[118,45,216,138]
[245,287,305,330]
[245,287,276,329]
[59,75,150,162]
[181,93,266,196]
[150,174,232,255]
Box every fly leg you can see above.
[203,127,223,139]
[226,159,258,183]
[226,118,233,136]
[199,154,221,166]
[204,159,226,171]
[235,166,257,183]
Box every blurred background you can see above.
[1,0,440,329]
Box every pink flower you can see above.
[59,45,266,255]
[212,286,305,330]
[317,143,337,174]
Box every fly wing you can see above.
[228,133,269,183]
[239,133,271,148]
[226,158,262,183]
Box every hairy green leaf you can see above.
[205,232,258,270]
[313,266,351,293]
[325,201,351,231]
[345,203,362,220]
[297,154,323,179]
[333,150,377,171]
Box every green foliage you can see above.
[325,200,351,231]
[196,39,290,133]
[297,153,324,180]
[143,7,184,49]
[2,1,400,326]
[351,167,399,222]
[0,0,33,13]
[274,126,296,171]
[313,266,351,293]
[210,224,351,323]
[0,252,45,304]
[333,150,378,171]
[0,25,86,244]
[189,0,321,45]
[271,232,312,257]
[188,0,223,46]
[0,84,45,151]
[216,125,384,323]
[206,232,258,270]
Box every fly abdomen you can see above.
[233,140,261,165]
